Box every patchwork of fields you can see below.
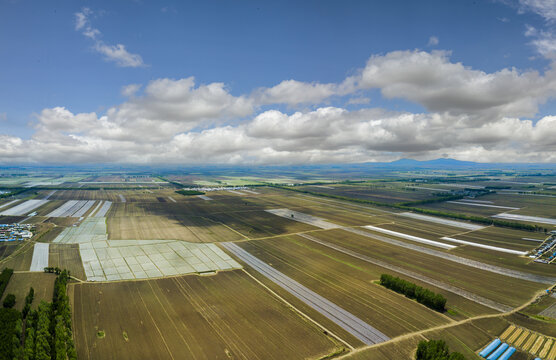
[1,180,556,359]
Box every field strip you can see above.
[447,201,519,210]
[522,237,545,242]
[459,199,494,204]
[93,201,112,217]
[500,191,556,198]
[407,186,450,192]
[311,185,334,189]
[222,242,390,345]
[363,225,456,250]
[492,213,556,225]
[242,189,260,194]
[227,190,246,195]
[266,208,342,229]
[118,194,126,202]
[298,233,512,312]
[399,212,484,231]
[296,194,394,214]
[88,201,103,217]
[29,243,49,271]
[440,237,527,255]
[239,268,355,350]
[0,199,19,210]
[539,301,556,318]
[0,199,49,216]
[197,195,212,201]
[72,200,96,217]
[43,190,56,199]
[167,196,177,203]
[343,227,556,284]
[441,184,485,189]
[47,200,79,217]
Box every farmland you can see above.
[1,168,556,359]
[71,271,340,360]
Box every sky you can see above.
[1,0,556,165]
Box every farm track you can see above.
[338,286,552,359]
[222,242,390,345]
[343,227,556,285]
[298,233,513,313]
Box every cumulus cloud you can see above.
[253,80,342,106]
[519,0,556,21]
[349,50,556,121]
[2,106,556,164]
[74,8,145,68]
[2,49,556,164]
[427,36,439,46]
[121,83,142,97]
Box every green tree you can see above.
[3,293,16,308]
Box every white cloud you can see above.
[94,43,145,68]
[2,50,556,164]
[526,26,556,57]
[349,50,556,120]
[427,36,439,46]
[74,8,145,68]
[121,84,142,97]
[253,80,340,105]
[346,97,370,105]
[519,0,556,21]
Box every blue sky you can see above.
[1,0,556,164]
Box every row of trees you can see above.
[0,270,76,360]
[380,274,447,312]
[0,268,14,298]
[175,189,205,196]
[415,340,465,360]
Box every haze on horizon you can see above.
[1,0,556,165]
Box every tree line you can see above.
[416,340,465,359]
[380,274,446,312]
[0,269,76,360]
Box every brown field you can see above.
[295,183,437,204]
[345,317,510,359]
[49,243,86,280]
[107,214,245,242]
[0,241,34,270]
[505,312,556,338]
[71,271,339,360]
[305,229,545,307]
[0,241,22,261]
[236,236,452,340]
[0,272,56,311]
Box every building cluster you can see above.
[0,223,34,241]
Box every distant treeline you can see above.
[0,188,27,199]
[380,274,446,312]
[270,185,542,232]
[175,189,205,196]
[0,269,76,360]
[416,340,465,360]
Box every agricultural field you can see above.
[295,182,443,204]
[2,169,556,359]
[0,272,56,311]
[49,243,87,280]
[71,271,340,360]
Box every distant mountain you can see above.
[384,158,481,168]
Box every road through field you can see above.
[344,227,556,284]
[298,233,512,312]
[222,242,390,345]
